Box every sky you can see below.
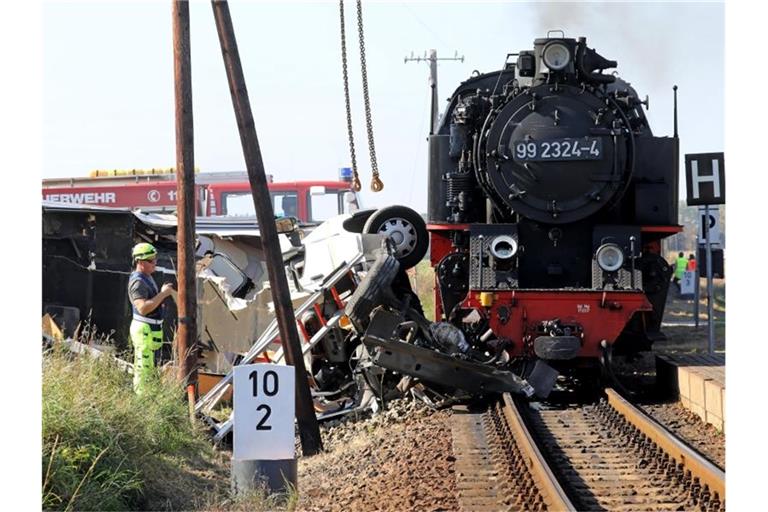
[42,1,724,214]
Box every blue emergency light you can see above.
[339,167,353,182]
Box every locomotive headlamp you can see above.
[490,235,518,260]
[596,243,624,272]
[542,42,570,71]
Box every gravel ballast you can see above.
[297,397,458,512]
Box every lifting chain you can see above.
[339,0,383,192]
[356,0,383,192]
[338,0,361,191]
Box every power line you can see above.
[404,49,464,134]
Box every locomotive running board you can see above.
[362,309,535,397]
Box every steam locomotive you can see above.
[346,34,680,397]
[426,34,679,365]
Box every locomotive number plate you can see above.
[513,137,603,162]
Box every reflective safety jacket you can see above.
[675,257,688,279]
[128,271,164,323]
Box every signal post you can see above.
[685,152,726,354]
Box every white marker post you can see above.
[232,364,296,496]
[680,270,695,298]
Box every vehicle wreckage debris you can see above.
[196,235,552,444]
[345,249,544,402]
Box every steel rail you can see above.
[605,387,725,504]
[501,393,576,511]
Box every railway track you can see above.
[451,389,724,511]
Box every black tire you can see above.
[363,206,428,270]
[345,252,400,332]
[342,209,376,233]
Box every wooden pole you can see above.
[172,0,198,414]
[210,0,323,455]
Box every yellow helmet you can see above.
[132,242,157,262]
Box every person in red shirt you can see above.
[686,254,696,272]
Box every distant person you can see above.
[128,243,175,395]
[687,254,697,272]
[672,251,687,289]
[281,195,298,219]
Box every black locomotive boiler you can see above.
[424,34,680,369]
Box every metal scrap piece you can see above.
[363,309,534,397]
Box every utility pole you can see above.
[172,0,198,419]
[211,0,323,455]
[404,49,464,135]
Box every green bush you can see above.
[42,347,217,511]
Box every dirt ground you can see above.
[661,277,725,352]
[297,398,457,512]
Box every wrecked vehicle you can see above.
[43,195,535,442]
[42,199,425,422]
[42,201,307,368]
[345,249,536,400]
[194,206,434,437]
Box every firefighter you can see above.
[128,242,175,395]
[672,251,687,290]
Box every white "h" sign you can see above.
[685,152,725,206]
[690,159,721,199]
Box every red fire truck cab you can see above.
[42,170,361,223]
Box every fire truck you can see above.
[42,168,361,223]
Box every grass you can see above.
[410,259,436,320]
[666,278,726,319]
[661,277,726,352]
[42,346,216,510]
[202,484,298,512]
[42,344,296,511]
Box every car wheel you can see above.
[363,206,428,269]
